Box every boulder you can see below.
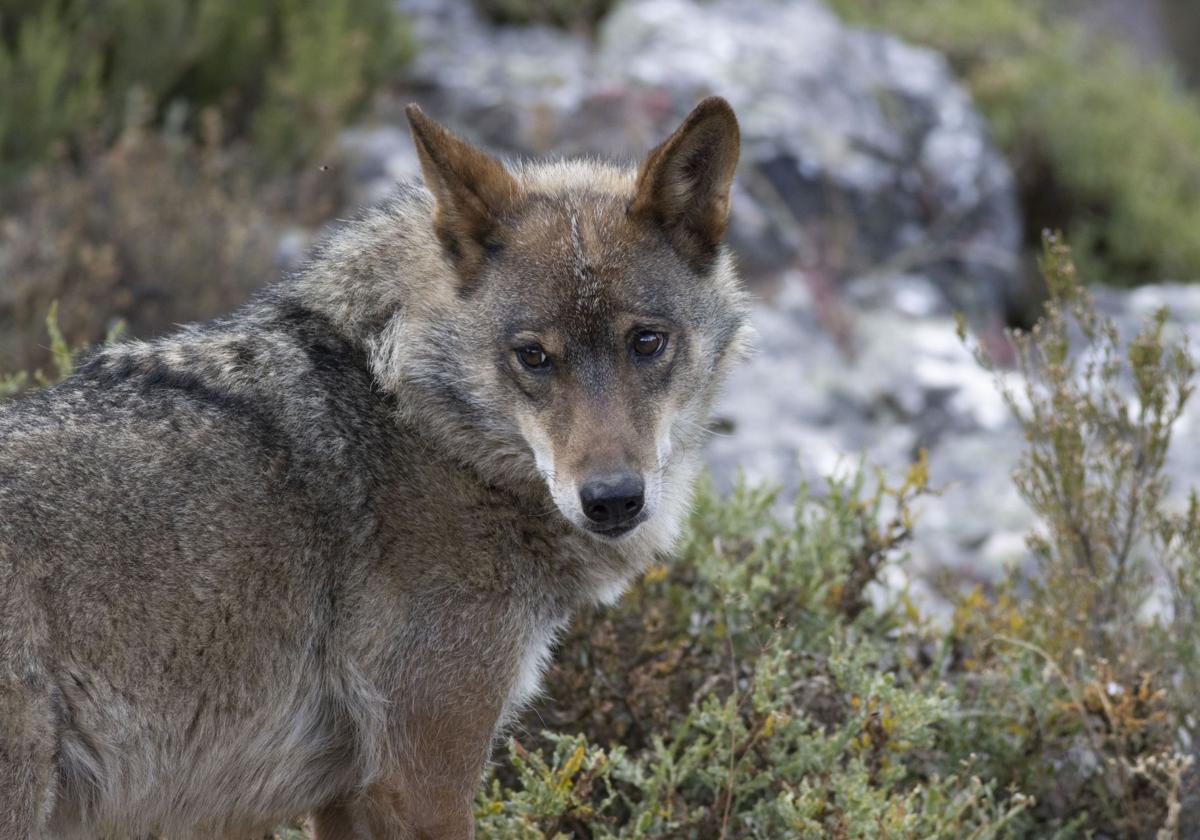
[360,0,1021,316]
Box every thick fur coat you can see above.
[0,98,750,839]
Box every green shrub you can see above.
[0,302,74,398]
[0,121,315,375]
[830,0,1200,286]
[965,234,1196,661]
[252,0,410,169]
[954,234,1200,834]
[0,0,412,175]
[0,3,102,173]
[479,464,1035,837]
[471,0,617,31]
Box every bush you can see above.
[951,235,1199,835]
[0,1,399,372]
[0,0,412,176]
[480,464,1034,837]
[830,0,1200,287]
[0,302,80,398]
[471,0,617,31]
[0,120,316,375]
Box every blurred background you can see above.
[3,0,1200,610]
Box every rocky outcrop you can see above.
[362,0,1020,317]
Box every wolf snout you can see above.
[580,472,645,530]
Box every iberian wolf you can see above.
[0,97,749,839]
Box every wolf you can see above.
[0,97,749,839]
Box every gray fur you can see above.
[0,101,749,839]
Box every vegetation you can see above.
[830,0,1200,287]
[0,0,412,176]
[479,462,1032,837]
[0,303,78,398]
[0,0,394,373]
[0,119,322,375]
[471,0,615,31]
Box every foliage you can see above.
[0,0,412,176]
[966,234,1196,660]
[0,300,126,400]
[478,461,1034,837]
[953,233,1200,834]
[471,0,616,31]
[830,0,1200,287]
[0,302,75,398]
[0,0,383,375]
[0,117,343,375]
[251,0,406,169]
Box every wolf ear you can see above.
[406,104,520,282]
[630,96,740,269]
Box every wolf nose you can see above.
[580,473,645,526]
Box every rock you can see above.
[360,0,1021,317]
[600,0,1020,315]
[704,269,1200,609]
[340,126,422,207]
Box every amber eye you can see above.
[516,344,550,371]
[632,330,667,359]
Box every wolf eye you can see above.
[632,331,667,359]
[516,344,550,371]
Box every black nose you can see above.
[580,473,645,526]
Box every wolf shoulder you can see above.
[0,297,401,572]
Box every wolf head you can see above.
[372,98,750,551]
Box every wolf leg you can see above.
[313,718,486,840]
[351,700,497,840]
[360,778,475,840]
[313,801,361,839]
[314,782,474,840]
